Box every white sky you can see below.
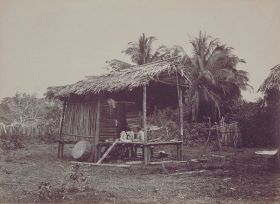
[0,0,279,101]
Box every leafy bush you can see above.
[147,107,181,141]
[36,182,65,203]
[0,135,24,151]
[0,124,24,151]
[184,122,209,146]
[34,164,89,202]
[226,100,276,147]
[63,164,89,192]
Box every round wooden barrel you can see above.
[71,140,92,161]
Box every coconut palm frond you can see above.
[122,33,157,65]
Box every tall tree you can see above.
[159,32,251,121]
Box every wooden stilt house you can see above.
[46,57,190,164]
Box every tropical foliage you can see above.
[106,32,251,121]
[0,93,61,144]
[224,99,276,147]
[258,64,280,145]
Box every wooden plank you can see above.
[169,170,206,176]
[145,141,183,146]
[125,161,143,165]
[149,160,188,165]
[96,139,118,164]
[62,133,95,138]
[71,161,130,168]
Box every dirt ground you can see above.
[0,142,280,203]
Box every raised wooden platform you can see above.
[97,140,183,164]
[57,140,183,165]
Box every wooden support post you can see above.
[178,85,183,139]
[178,85,184,160]
[92,98,100,162]
[143,85,149,165]
[144,146,149,164]
[57,101,66,158]
[177,143,182,160]
[88,98,101,162]
[143,85,147,143]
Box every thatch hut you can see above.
[259,64,280,92]
[46,57,190,164]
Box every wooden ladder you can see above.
[96,140,118,164]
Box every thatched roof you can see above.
[259,64,280,92]
[46,57,190,100]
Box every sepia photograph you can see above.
[0,0,280,203]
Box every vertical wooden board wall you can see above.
[62,100,98,142]
[99,100,118,141]
[125,102,140,130]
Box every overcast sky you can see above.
[0,0,279,101]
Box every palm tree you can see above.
[190,32,251,121]
[160,32,251,121]
[106,33,161,72]
[122,33,157,65]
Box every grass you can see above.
[0,142,280,203]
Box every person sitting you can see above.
[120,130,132,142]
[136,127,145,142]
[126,128,135,141]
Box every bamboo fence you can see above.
[0,123,56,138]
[218,118,241,147]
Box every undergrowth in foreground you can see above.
[33,164,89,203]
